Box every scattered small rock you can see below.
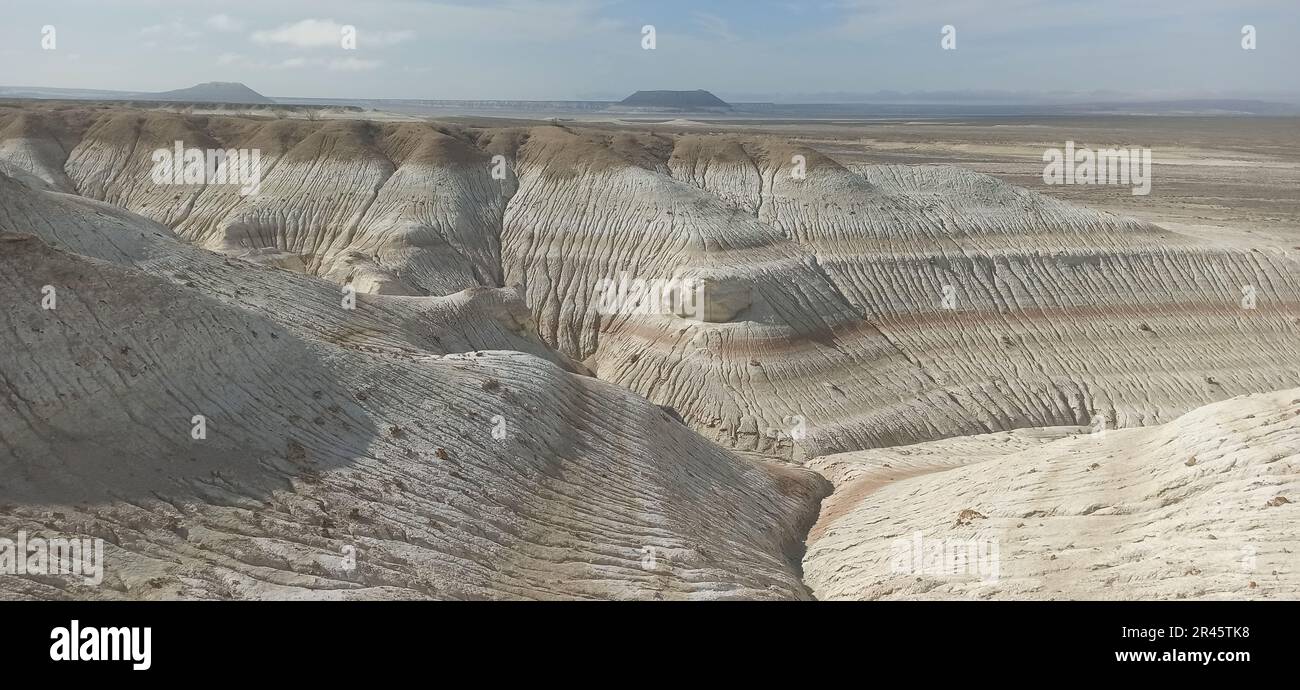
[286,440,307,463]
[435,448,449,461]
[955,508,986,526]
[1185,456,1197,466]
[1265,495,1290,507]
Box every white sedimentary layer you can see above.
[803,389,1300,600]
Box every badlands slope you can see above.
[804,389,1300,600]
[1,104,1297,599]
[4,108,1296,462]
[0,171,826,600]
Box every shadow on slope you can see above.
[0,234,379,504]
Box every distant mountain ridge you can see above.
[0,82,275,105]
[140,82,274,105]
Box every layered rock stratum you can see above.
[0,104,1295,599]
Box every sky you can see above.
[2,0,1298,102]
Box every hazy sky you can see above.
[3,0,1298,101]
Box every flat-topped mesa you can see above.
[139,81,275,105]
[610,90,732,113]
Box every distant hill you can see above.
[613,90,731,111]
[139,82,274,105]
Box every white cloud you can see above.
[826,0,1250,37]
[140,21,200,39]
[392,0,620,42]
[251,19,413,48]
[215,53,381,72]
[206,14,244,32]
[371,30,416,47]
[252,19,344,47]
[692,12,739,43]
